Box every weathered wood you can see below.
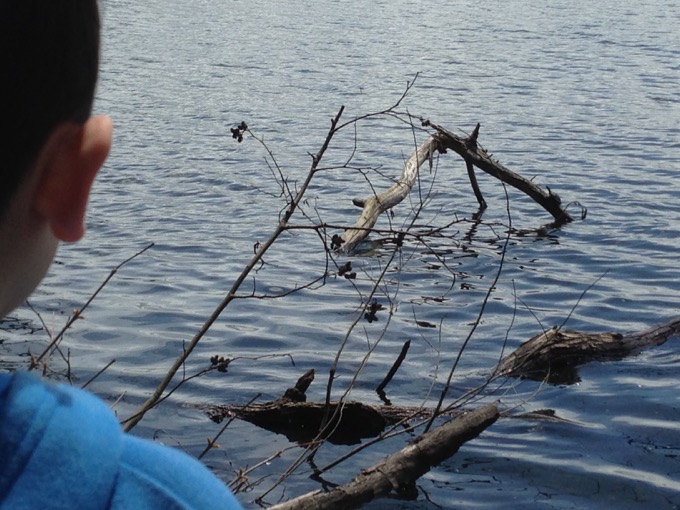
[207,362,480,448]
[268,404,499,510]
[377,339,411,404]
[207,368,465,445]
[340,136,439,253]
[466,160,487,210]
[210,400,395,445]
[209,317,680,443]
[496,317,680,385]
[425,120,574,224]
[339,121,576,254]
[207,369,393,444]
[206,317,679,506]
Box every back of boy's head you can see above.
[0,0,101,221]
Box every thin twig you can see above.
[425,184,513,432]
[81,359,116,389]
[199,393,261,460]
[376,339,410,401]
[30,243,154,368]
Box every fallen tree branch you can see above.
[496,316,680,384]
[210,317,680,443]
[339,120,576,254]
[340,136,439,253]
[205,314,679,505]
[426,120,574,224]
[211,400,396,446]
[208,369,436,445]
[267,404,499,510]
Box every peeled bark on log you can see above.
[268,404,499,510]
[340,136,439,253]
[496,317,680,385]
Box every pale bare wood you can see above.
[339,121,576,254]
[340,136,439,253]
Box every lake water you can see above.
[2,0,680,508]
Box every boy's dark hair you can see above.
[0,0,101,220]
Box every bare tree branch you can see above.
[268,404,499,510]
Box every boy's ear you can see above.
[34,115,112,242]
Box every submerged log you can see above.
[497,317,680,385]
[208,369,440,445]
[211,400,391,445]
[268,404,499,510]
[210,317,680,442]
[206,318,678,506]
[209,399,449,445]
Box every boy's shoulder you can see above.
[0,372,241,509]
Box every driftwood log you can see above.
[339,122,575,253]
[210,317,680,440]
[497,317,680,385]
[268,404,499,510]
[209,371,498,508]
[213,399,395,445]
[210,318,680,442]
[340,136,439,253]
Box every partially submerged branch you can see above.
[340,136,439,253]
[339,120,576,254]
[267,404,499,510]
[497,317,680,385]
[208,369,456,446]
[427,121,574,224]
[211,317,680,445]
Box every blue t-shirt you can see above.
[0,372,242,509]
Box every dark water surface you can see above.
[2,0,680,508]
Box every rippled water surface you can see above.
[2,0,680,508]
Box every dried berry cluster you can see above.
[338,261,356,280]
[230,121,248,143]
[330,234,345,251]
[209,355,231,373]
[365,299,384,323]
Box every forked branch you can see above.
[339,120,576,254]
[428,121,574,224]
